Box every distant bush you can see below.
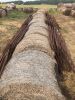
[4,0,75,5]
[6,0,23,5]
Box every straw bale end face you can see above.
[0,9,7,17]
[23,7,33,13]
[62,8,71,16]
[70,10,75,17]
[6,3,16,10]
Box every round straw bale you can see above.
[6,3,16,10]
[38,9,47,13]
[29,20,48,29]
[72,3,75,10]
[32,13,45,19]
[1,9,7,17]
[62,8,71,16]
[25,26,49,37]
[23,7,33,13]
[29,17,46,25]
[6,4,11,8]
[29,22,48,29]
[64,3,72,8]
[33,12,45,16]
[11,3,16,9]
[29,18,45,24]
[32,12,44,17]
[0,9,7,17]
[0,49,65,100]
[31,14,45,20]
[70,10,75,17]
[32,14,46,21]
[14,33,53,56]
[6,7,13,12]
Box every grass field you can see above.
[0,4,57,9]
[17,4,57,9]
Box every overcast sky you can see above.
[0,0,36,2]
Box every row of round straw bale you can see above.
[6,3,38,13]
[0,3,38,18]
[0,7,38,18]
[16,7,38,13]
[5,3,38,13]
[0,10,66,100]
[57,3,75,17]
[0,3,16,17]
[57,3,75,9]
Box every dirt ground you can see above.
[55,14,75,99]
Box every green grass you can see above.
[3,10,31,20]
[16,4,57,9]
[49,8,61,15]
[0,4,57,9]
[0,10,30,24]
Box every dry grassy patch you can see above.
[0,10,30,56]
[0,20,19,56]
[55,14,75,99]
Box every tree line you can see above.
[1,0,75,5]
